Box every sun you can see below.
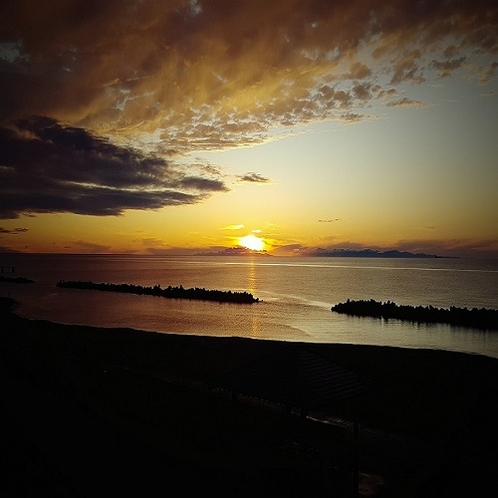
[238,234,265,251]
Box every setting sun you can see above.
[238,234,265,251]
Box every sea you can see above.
[1,253,498,359]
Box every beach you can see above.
[1,297,497,497]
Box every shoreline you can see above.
[1,297,498,496]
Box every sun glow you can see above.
[238,234,265,251]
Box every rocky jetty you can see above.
[56,280,259,304]
[331,299,498,331]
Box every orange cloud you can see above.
[1,1,496,154]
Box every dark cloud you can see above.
[0,0,496,152]
[238,172,270,184]
[0,117,227,219]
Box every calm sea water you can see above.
[1,254,498,358]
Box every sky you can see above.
[0,0,497,258]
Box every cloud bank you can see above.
[1,0,497,218]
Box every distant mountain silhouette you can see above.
[304,248,445,258]
[194,247,447,258]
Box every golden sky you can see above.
[1,0,497,257]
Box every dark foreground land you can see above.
[1,297,498,497]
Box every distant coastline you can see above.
[194,248,446,258]
[304,248,446,258]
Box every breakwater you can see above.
[331,299,498,331]
[56,280,259,304]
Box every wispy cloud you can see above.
[430,57,467,78]
[475,61,498,85]
[385,98,431,109]
[238,172,270,183]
